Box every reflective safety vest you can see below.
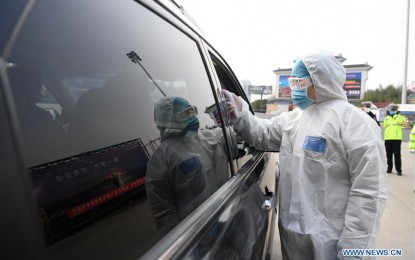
[383,114,406,140]
[409,125,415,150]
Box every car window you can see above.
[6,0,230,259]
[0,0,26,50]
[208,52,256,164]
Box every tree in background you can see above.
[364,84,414,103]
[251,99,267,113]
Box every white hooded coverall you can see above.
[232,51,387,259]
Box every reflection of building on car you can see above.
[205,103,224,127]
[144,137,162,155]
[30,139,148,243]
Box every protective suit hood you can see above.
[300,50,347,104]
[232,50,387,258]
[154,97,199,139]
[154,97,180,130]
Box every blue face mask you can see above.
[291,88,315,110]
[389,111,396,116]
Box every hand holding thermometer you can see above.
[222,89,239,118]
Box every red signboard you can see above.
[67,176,146,218]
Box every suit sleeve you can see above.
[231,97,289,152]
[337,115,388,259]
[383,116,389,128]
[396,115,406,125]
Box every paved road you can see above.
[271,142,414,260]
[377,142,414,259]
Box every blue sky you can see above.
[178,0,414,91]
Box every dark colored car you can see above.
[0,0,279,259]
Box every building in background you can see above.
[248,85,272,101]
[271,54,372,115]
[239,79,251,102]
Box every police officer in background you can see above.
[409,124,415,154]
[383,105,407,175]
[361,101,379,126]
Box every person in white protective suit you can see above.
[227,50,387,259]
[145,96,229,236]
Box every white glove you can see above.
[223,90,242,118]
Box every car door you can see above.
[0,0,277,259]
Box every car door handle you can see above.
[262,186,276,211]
[262,193,276,211]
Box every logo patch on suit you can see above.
[303,136,326,153]
[180,156,202,174]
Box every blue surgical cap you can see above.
[154,96,198,133]
[291,59,310,78]
[173,96,191,114]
